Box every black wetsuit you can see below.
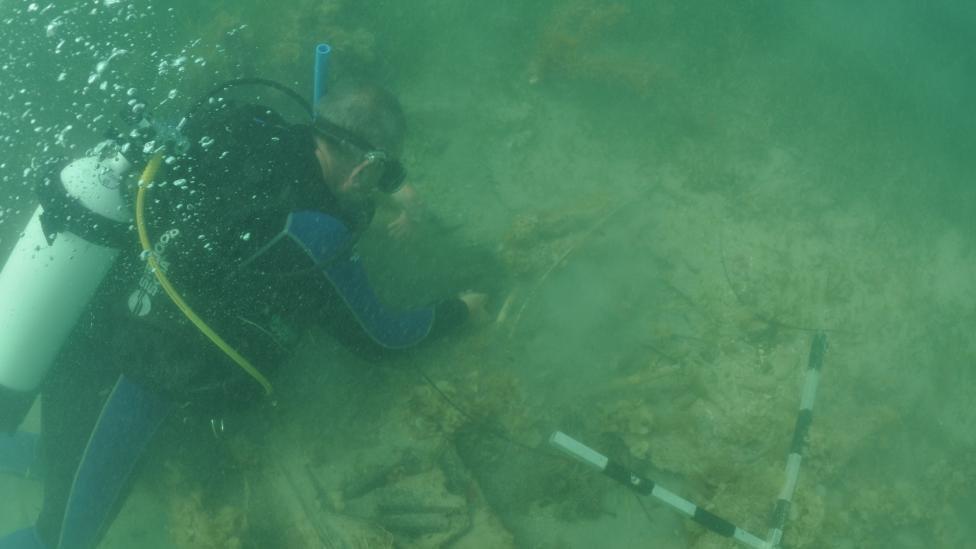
[27,103,467,545]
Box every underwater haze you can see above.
[2,1,975,548]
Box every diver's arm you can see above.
[310,258,474,355]
[316,292,469,359]
[253,211,474,356]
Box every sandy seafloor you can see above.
[2,2,975,548]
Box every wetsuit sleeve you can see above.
[249,211,466,356]
[313,292,468,359]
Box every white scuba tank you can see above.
[0,152,132,392]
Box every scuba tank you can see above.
[0,77,321,430]
[0,86,198,424]
[0,149,134,428]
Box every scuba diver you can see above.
[0,76,486,549]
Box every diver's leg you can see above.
[0,431,40,479]
[0,527,47,549]
[32,373,172,549]
[0,387,37,434]
[32,353,116,547]
[53,374,173,549]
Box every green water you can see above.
[2,1,975,548]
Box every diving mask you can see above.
[312,118,406,194]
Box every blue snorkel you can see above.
[312,43,332,116]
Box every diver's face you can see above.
[314,136,383,201]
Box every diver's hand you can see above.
[387,210,412,240]
[386,183,421,240]
[459,291,489,324]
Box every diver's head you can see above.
[312,79,407,200]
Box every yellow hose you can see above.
[135,153,274,396]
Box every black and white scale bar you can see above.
[549,431,768,549]
[765,331,827,548]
